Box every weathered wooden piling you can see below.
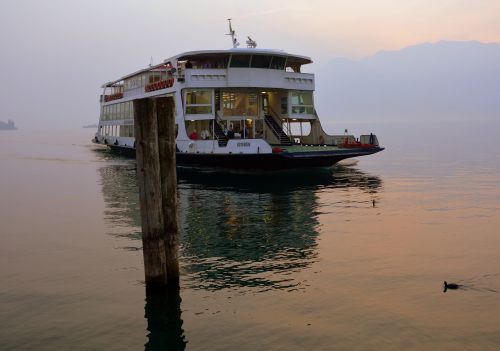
[156,97,179,284]
[134,97,179,287]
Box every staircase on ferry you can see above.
[210,120,228,147]
[265,114,292,145]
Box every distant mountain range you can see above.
[314,41,500,121]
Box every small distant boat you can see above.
[0,119,17,131]
[92,20,384,170]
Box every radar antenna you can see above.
[226,18,239,48]
[246,36,257,48]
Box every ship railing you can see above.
[144,78,175,92]
[268,106,293,141]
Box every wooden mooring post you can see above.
[134,97,179,288]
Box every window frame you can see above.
[184,89,214,119]
[289,91,314,116]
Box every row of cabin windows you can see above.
[101,101,133,121]
[184,90,313,117]
[182,55,292,71]
[229,55,286,69]
[100,124,134,137]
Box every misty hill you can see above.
[315,41,500,121]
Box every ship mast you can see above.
[226,18,239,48]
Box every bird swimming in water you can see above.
[444,281,461,292]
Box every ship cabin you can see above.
[97,49,359,152]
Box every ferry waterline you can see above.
[92,22,383,170]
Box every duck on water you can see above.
[444,281,461,292]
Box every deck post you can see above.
[134,97,178,288]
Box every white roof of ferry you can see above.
[177,48,312,62]
[102,48,312,87]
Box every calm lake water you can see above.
[1,120,500,350]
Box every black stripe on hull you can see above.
[104,144,383,171]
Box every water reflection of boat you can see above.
[177,166,382,291]
[96,149,382,292]
[177,165,382,193]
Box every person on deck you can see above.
[227,124,235,139]
[242,125,249,139]
[189,129,198,140]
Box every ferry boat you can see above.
[92,21,383,170]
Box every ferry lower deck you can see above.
[104,143,384,171]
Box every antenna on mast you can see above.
[226,18,239,48]
[246,36,257,48]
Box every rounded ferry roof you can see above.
[103,48,312,87]
[175,48,312,64]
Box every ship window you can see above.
[280,97,288,114]
[185,90,213,115]
[222,92,258,117]
[149,73,162,84]
[185,120,212,140]
[291,91,313,115]
[129,101,134,119]
[120,124,134,137]
[186,90,211,104]
[250,55,272,69]
[290,121,311,136]
[270,56,286,70]
[186,106,212,114]
[230,55,251,68]
[123,102,129,118]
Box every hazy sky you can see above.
[1,0,499,129]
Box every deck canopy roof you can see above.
[177,48,312,66]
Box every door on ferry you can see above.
[262,93,269,115]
